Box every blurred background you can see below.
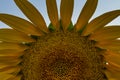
[0,0,120,28]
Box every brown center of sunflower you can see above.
[22,31,107,80]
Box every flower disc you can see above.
[22,31,106,80]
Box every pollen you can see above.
[22,31,106,80]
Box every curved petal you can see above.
[82,10,120,36]
[0,66,20,74]
[46,0,59,30]
[104,51,120,67]
[0,65,11,69]
[0,56,19,61]
[0,49,23,56]
[0,58,21,65]
[0,29,35,43]
[0,42,28,50]
[0,14,41,36]
[96,40,120,47]
[90,26,120,41]
[60,0,74,31]
[14,0,49,33]
[0,57,21,67]
[96,43,120,51]
[105,51,120,80]
[0,73,14,80]
[75,0,98,31]
[7,75,22,80]
[0,64,20,70]
[107,62,120,72]
[105,70,120,80]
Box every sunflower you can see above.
[0,0,120,80]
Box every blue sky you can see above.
[0,0,120,28]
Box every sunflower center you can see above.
[22,31,106,80]
[51,58,71,76]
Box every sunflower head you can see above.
[0,0,120,80]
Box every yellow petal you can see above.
[0,56,21,67]
[14,75,22,80]
[0,64,19,70]
[0,49,23,56]
[60,0,74,31]
[82,10,120,36]
[7,75,22,80]
[0,42,28,50]
[0,58,21,65]
[104,51,120,68]
[0,56,19,61]
[96,40,120,51]
[0,66,21,74]
[75,0,98,31]
[104,51,120,74]
[0,64,9,69]
[46,0,59,30]
[96,40,120,47]
[0,14,41,36]
[0,56,21,66]
[106,62,120,72]
[0,73,14,80]
[105,70,120,80]
[90,26,120,41]
[14,0,49,33]
[0,29,35,43]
